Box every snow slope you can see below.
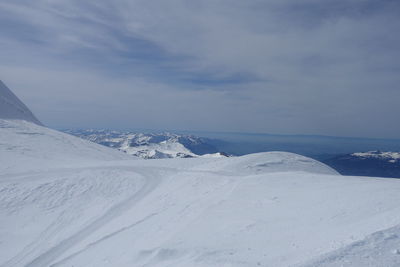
[0,81,42,125]
[2,121,400,266]
[2,81,400,266]
[303,224,400,267]
[0,119,131,174]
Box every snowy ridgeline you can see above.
[64,129,228,159]
[65,130,400,178]
[2,119,400,267]
[0,81,42,125]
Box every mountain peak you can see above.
[0,80,42,125]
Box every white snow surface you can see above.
[0,120,131,174]
[2,121,400,267]
[0,81,42,125]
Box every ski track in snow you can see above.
[1,167,161,267]
[3,161,400,267]
[26,173,159,267]
[1,165,239,267]
[3,119,400,266]
[49,212,160,267]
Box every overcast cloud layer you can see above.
[0,0,399,138]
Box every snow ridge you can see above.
[0,80,42,125]
[0,120,131,174]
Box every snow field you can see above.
[1,120,400,266]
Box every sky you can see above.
[0,0,399,138]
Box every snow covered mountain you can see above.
[0,80,42,125]
[2,84,400,266]
[352,151,400,162]
[3,122,400,266]
[323,151,400,178]
[64,129,225,159]
[0,120,131,174]
[0,80,128,171]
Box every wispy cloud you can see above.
[1,0,399,138]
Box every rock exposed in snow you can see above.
[352,151,400,162]
[64,129,225,159]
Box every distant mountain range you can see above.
[64,129,228,159]
[322,151,400,178]
[65,129,400,178]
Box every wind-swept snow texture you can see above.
[0,120,131,174]
[0,81,42,125]
[2,121,400,267]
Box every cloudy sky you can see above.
[0,0,399,138]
